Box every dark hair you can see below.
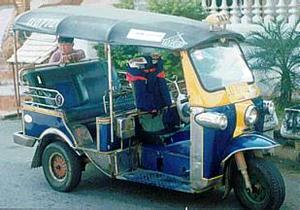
[58,37,74,44]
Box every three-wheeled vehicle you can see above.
[281,105,300,140]
[280,105,300,153]
[12,6,285,209]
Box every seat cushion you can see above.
[66,93,136,121]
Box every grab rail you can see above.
[22,86,64,109]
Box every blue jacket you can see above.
[127,56,172,112]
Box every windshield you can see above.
[190,40,254,91]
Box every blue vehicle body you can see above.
[23,110,75,146]
[11,7,286,209]
[15,60,279,193]
[197,98,274,179]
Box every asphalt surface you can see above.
[0,119,299,209]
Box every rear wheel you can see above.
[234,158,285,210]
[42,141,82,192]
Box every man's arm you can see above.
[49,50,62,63]
[66,49,86,62]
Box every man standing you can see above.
[49,37,86,63]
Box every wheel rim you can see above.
[243,172,268,204]
[49,152,67,182]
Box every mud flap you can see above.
[222,158,234,199]
[31,143,42,168]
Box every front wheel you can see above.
[234,158,285,210]
[42,141,82,192]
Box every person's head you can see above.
[151,52,161,64]
[58,37,74,54]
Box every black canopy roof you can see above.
[14,6,243,50]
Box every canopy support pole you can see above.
[13,31,20,115]
[11,63,18,112]
[106,43,114,143]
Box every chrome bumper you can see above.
[13,131,37,147]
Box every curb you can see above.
[273,145,300,163]
[0,110,19,120]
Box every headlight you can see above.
[195,112,228,130]
[263,100,275,115]
[245,105,258,126]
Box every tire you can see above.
[42,141,82,192]
[233,158,285,210]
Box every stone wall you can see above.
[0,0,14,5]
[0,96,16,110]
[0,69,13,85]
[31,0,83,9]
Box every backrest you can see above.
[78,62,109,104]
[22,60,110,110]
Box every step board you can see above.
[118,169,193,193]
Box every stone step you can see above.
[0,110,18,119]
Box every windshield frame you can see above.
[188,39,255,93]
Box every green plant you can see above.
[147,0,207,77]
[94,44,141,70]
[245,20,300,108]
[159,50,183,78]
[113,0,134,9]
[148,0,207,21]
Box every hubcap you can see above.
[49,153,67,181]
[244,173,268,203]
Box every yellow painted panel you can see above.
[181,51,229,107]
[22,104,64,118]
[233,100,253,137]
[225,82,260,104]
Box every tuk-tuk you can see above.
[12,6,285,209]
[281,105,300,140]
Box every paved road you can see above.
[0,119,299,209]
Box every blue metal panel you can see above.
[55,81,80,109]
[222,133,278,161]
[202,104,236,178]
[163,151,189,178]
[252,97,265,132]
[141,146,160,171]
[23,110,74,145]
[97,123,121,151]
[141,140,190,178]
[98,123,111,151]
[164,129,190,145]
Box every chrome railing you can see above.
[23,86,64,109]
